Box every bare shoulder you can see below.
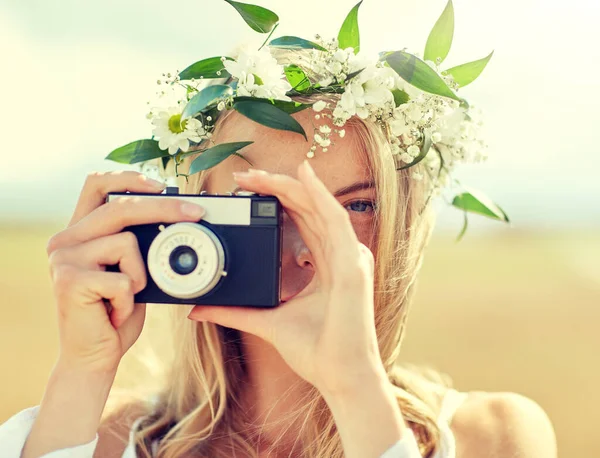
[94,402,150,458]
[450,391,557,458]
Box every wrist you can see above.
[320,367,408,458]
[317,359,390,402]
[55,356,119,380]
[23,361,116,457]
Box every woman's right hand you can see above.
[45,171,205,375]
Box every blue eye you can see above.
[345,200,375,213]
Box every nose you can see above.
[280,212,315,300]
[294,243,315,270]
[282,213,314,269]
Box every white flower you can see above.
[223,47,292,101]
[412,171,424,181]
[313,100,327,112]
[389,113,410,137]
[318,76,334,87]
[319,125,332,134]
[336,65,394,121]
[151,106,205,155]
[432,131,443,143]
[400,153,413,163]
[407,145,421,157]
[333,49,348,62]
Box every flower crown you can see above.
[106,0,509,239]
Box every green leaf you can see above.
[233,100,307,139]
[179,56,233,80]
[231,152,253,166]
[269,36,326,51]
[337,1,362,54]
[105,139,169,164]
[189,141,254,174]
[397,130,433,170]
[233,96,311,114]
[161,155,170,170]
[224,0,279,33]
[385,51,460,101]
[456,211,469,242]
[346,67,365,82]
[451,189,510,222]
[445,51,494,88]
[284,64,311,92]
[182,84,233,119]
[391,88,410,107]
[424,0,454,64]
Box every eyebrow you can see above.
[333,181,376,197]
[231,181,376,197]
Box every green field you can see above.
[1,225,598,456]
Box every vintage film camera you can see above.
[106,187,282,307]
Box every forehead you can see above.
[206,110,371,191]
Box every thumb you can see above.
[187,305,275,341]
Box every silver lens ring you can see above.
[147,222,225,299]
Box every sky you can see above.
[0,0,598,233]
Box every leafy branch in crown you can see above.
[106,0,509,239]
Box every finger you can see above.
[48,231,147,293]
[117,302,147,348]
[282,208,330,285]
[298,160,360,258]
[48,197,205,252]
[234,172,329,279]
[54,265,135,329]
[234,170,325,235]
[69,171,167,227]
[187,305,274,342]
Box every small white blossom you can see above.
[319,125,332,134]
[223,47,292,101]
[313,100,327,112]
[407,145,421,157]
[400,152,413,163]
[412,171,424,181]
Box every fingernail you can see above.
[187,311,205,321]
[181,202,205,218]
[248,168,268,175]
[142,175,166,188]
[233,171,251,180]
[303,160,315,176]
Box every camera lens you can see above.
[169,246,198,275]
[148,222,225,299]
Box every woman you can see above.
[1,3,556,454]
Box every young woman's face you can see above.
[205,110,377,303]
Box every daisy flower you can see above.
[151,106,206,155]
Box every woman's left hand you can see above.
[187,160,387,397]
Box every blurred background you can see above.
[1,0,598,455]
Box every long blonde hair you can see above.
[131,51,448,458]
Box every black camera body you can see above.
[106,187,282,307]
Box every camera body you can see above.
[106,187,282,307]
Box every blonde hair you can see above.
[130,51,449,458]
